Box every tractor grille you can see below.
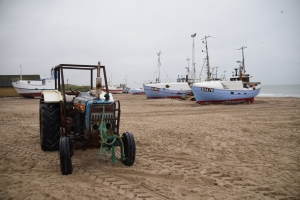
[91,113,114,121]
[91,112,115,131]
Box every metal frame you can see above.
[52,64,112,137]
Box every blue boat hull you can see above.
[143,84,192,99]
[192,85,261,104]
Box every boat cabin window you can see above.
[176,77,186,82]
[230,92,234,94]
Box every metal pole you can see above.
[186,57,190,75]
[20,65,22,80]
[157,51,161,83]
[203,36,211,81]
[238,46,247,73]
[191,33,196,79]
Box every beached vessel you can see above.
[101,75,125,94]
[12,78,55,98]
[192,80,261,104]
[192,44,261,104]
[102,85,123,94]
[143,49,198,99]
[11,67,55,98]
[122,86,131,93]
[121,76,131,93]
[129,88,145,95]
[143,80,193,99]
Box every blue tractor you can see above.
[39,62,135,175]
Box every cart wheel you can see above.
[59,137,73,175]
[122,132,136,166]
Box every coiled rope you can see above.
[98,106,125,163]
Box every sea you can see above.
[258,84,300,98]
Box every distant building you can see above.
[0,75,40,97]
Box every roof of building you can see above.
[0,75,40,87]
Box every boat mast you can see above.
[20,65,22,80]
[202,36,211,81]
[238,46,247,73]
[191,33,196,80]
[186,57,190,76]
[157,51,161,83]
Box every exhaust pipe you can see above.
[96,61,102,99]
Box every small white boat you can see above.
[12,78,55,98]
[102,85,123,94]
[11,67,55,98]
[129,88,145,95]
[103,75,126,94]
[122,86,131,93]
[121,76,131,93]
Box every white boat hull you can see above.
[12,79,55,98]
[102,86,123,94]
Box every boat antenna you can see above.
[20,65,22,80]
[238,46,247,73]
[157,51,161,83]
[191,33,196,79]
[222,70,227,80]
[124,75,127,87]
[186,57,190,75]
[202,36,211,81]
[50,67,54,78]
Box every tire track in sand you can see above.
[1,142,170,200]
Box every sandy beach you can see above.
[0,95,299,200]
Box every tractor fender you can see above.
[42,90,62,103]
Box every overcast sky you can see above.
[0,0,299,88]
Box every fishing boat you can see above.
[143,49,198,99]
[129,88,145,95]
[101,75,125,94]
[121,76,131,93]
[11,67,55,98]
[122,86,131,93]
[192,43,261,104]
[143,80,193,99]
[101,85,123,94]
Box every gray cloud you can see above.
[1,0,299,87]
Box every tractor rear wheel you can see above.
[59,137,73,175]
[121,132,136,166]
[40,103,61,151]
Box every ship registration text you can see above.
[151,87,159,92]
[201,87,214,92]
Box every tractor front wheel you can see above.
[121,132,136,166]
[59,137,73,175]
[40,103,60,151]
